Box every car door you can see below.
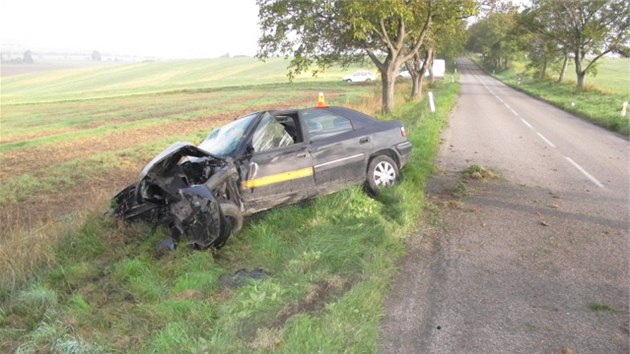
[301,108,372,191]
[239,112,315,211]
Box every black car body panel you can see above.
[112,106,412,249]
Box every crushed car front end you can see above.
[112,142,242,249]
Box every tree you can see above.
[23,50,34,64]
[434,19,468,66]
[347,0,435,113]
[527,0,630,90]
[466,11,522,70]
[257,0,364,79]
[405,45,432,100]
[517,10,554,79]
[257,0,474,113]
[406,3,472,99]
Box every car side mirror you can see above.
[246,143,256,155]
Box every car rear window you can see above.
[301,109,354,141]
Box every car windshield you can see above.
[198,113,258,156]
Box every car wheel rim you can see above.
[374,161,396,186]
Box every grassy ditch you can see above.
[471,57,630,136]
[0,81,459,353]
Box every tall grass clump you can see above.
[0,79,459,353]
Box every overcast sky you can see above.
[1,0,261,59]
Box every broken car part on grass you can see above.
[112,105,412,250]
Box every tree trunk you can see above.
[407,58,421,99]
[558,54,568,83]
[381,69,396,114]
[411,74,421,99]
[576,71,586,91]
[426,46,435,84]
[574,50,585,91]
[541,57,547,79]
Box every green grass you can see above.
[472,56,630,135]
[0,80,460,353]
[588,303,621,313]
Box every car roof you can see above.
[323,106,376,125]
[272,106,376,123]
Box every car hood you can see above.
[140,142,225,179]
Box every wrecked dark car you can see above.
[112,105,413,249]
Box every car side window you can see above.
[252,113,296,152]
[302,109,354,142]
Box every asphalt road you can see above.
[381,57,629,353]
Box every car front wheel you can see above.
[220,202,243,234]
[366,155,398,194]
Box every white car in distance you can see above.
[397,70,412,78]
[397,59,446,79]
[342,70,377,82]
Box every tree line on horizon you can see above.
[466,0,629,91]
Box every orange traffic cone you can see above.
[316,92,328,108]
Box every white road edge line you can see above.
[484,83,557,148]
[520,118,534,130]
[536,132,556,148]
[564,156,604,188]
[505,104,519,116]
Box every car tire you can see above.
[366,155,398,194]
[366,78,371,82]
[220,202,243,234]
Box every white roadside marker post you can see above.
[428,91,436,113]
[621,101,628,117]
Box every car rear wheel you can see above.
[366,155,398,194]
[220,202,243,234]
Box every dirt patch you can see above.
[237,276,354,344]
[0,163,138,235]
[271,278,349,328]
[0,114,228,179]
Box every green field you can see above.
[0,57,370,104]
[580,57,630,94]
[503,57,629,94]
[0,57,460,352]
